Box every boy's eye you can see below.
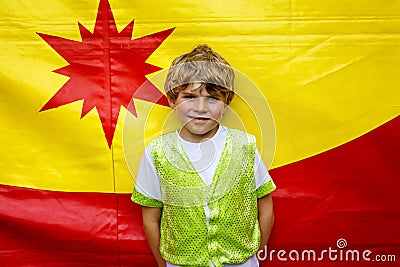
[183,95,195,99]
[208,97,219,102]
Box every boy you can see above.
[132,45,276,267]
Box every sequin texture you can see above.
[147,129,270,266]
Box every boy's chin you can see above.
[179,125,219,140]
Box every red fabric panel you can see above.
[0,186,155,266]
[267,116,400,266]
[0,117,399,266]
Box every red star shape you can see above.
[37,0,174,147]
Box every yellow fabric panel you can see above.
[0,1,113,192]
[0,0,399,193]
[115,0,400,193]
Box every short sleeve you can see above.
[131,145,163,207]
[254,148,276,198]
[131,189,163,207]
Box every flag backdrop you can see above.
[1,0,399,266]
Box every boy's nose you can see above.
[193,98,208,112]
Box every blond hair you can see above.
[165,45,235,104]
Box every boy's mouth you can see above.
[189,116,210,121]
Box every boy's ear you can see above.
[168,98,176,109]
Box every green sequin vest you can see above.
[151,128,260,267]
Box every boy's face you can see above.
[168,82,227,143]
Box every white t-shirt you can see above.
[135,126,271,267]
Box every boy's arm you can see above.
[142,206,166,267]
[257,194,274,251]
